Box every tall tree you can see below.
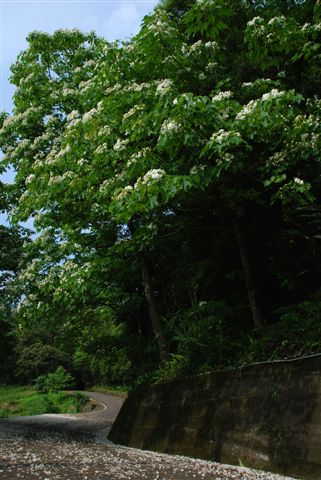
[2,0,321,382]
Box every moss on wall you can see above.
[109,355,321,479]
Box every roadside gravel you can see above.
[0,391,299,480]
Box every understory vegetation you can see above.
[1,0,321,389]
[0,386,87,418]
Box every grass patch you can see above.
[0,385,87,418]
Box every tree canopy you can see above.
[1,0,321,386]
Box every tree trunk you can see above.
[235,207,264,330]
[139,252,169,363]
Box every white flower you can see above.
[160,119,181,135]
[204,41,218,49]
[190,40,202,52]
[212,91,233,102]
[156,79,174,95]
[236,99,257,120]
[62,87,74,96]
[137,169,166,187]
[190,164,206,175]
[294,177,304,185]
[222,153,235,163]
[113,139,129,151]
[261,88,285,102]
[206,62,218,73]
[198,73,206,81]
[247,16,264,27]
[95,143,108,155]
[116,185,133,200]
[77,158,88,166]
[123,104,145,120]
[25,174,35,185]
[98,125,112,137]
[210,129,240,144]
[82,108,97,123]
[48,175,63,186]
[127,147,151,167]
[268,16,286,26]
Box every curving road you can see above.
[0,391,298,480]
[0,391,124,444]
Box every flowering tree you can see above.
[2,0,321,379]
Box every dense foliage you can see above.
[1,0,321,387]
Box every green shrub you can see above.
[34,366,75,393]
[18,395,56,415]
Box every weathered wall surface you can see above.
[109,355,321,479]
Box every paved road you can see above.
[0,391,124,444]
[0,392,298,480]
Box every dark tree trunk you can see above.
[235,207,265,330]
[139,252,169,363]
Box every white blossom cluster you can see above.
[247,16,264,28]
[34,132,50,145]
[127,147,151,167]
[156,79,174,95]
[19,72,37,85]
[206,62,218,73]
[0,106,42,133]
[268,151,285,167]
[62,87,75,97]
[160,119,181,135]
[190,164,206,175]
[235,88,286,120]
[142,168,166,184]
[212,91,233,102]
[219,152,235,164]
[294,177,304,185]
[147,16,175,36]
[66,110,81,129]
[210,129,241,144]
[67,110,80,121]
[261,89,286,102]
[173,93,194,107]
[236,99,258,120]
[113,139,129,152]
[79,79,95,94]
[298,132,320,149]
[99,178,112,193]
[98,125,112,137]
[196,0,213,7]
[25,174,36,185]
[127,82,150,93]
[77,158,88,167]
[48,171,76,186]
[83,59,96,69]
[82,108,97,123]
[116,185,133,200]
[132,168,166,191]
[56,144,71,159]
[268,16,286,27]
[95,143,109,155]
[190,40,203,52]
[123,104,145,121]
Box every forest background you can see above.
[1,0,321,389]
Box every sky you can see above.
[0,0,159,225]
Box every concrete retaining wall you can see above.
[109,355,321,479]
